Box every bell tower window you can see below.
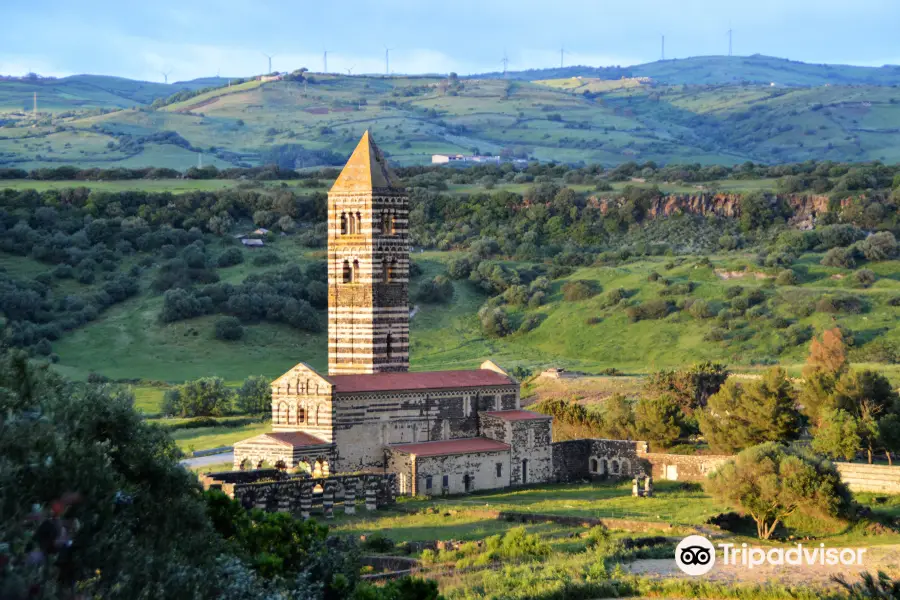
[340,212,348,235]
[342,260,352,283]
[386,333,394,359]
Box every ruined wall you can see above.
[332,384,519,472]
[413,450,510,495]
[642,452,730,482]
[552,439,650,482]
[386,449,414,495]
[835,463,900,493]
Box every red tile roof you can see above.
[328,369,513,393]
[389,437,510,457]
[235,431,330,448]
[482,410,552,421]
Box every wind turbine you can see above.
[384,46,394,75]
[262,52,276,74]
[346,65,355,75]
[727,22,733,56]
[161,70,172,84]
[323,50,328,73]
[661,34,665,61]
[501,51,510,77]
[559,46,569,69]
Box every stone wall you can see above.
[201,471,396,519]
[642,452,730,482]
[835,463,900,493]
[551,439,650,482]
[508,419,553,485]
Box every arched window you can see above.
[356,212,362,234]
[286,382,292,394]
[611,460,620,474]
[352,259,360,281]
[297,406,306,424]
[382,210,392,234]
[382,258,390,283]
[342,260,352,283]
[386,333,394,359]
[340,212,348,235]
[590,458,598,472]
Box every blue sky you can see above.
[2,0,899,82]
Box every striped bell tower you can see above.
[327,131,409,375]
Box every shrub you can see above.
[163,376,234,417]
[517,314,542,334]
[821,246,856,268]
[600,288,627,308]
[361,533,395,552]
[415,275,454,304]
[688,299,713,319]
[447,255,473,279]
[725,286,744,299]
[216,247,244,268]
[561,280,598,301]
[625,299,672,322]
[854,269,877,288]
[704,327,727,342]
[479,306,512,337]
[214,316,244,341]
[775,269,798,285]
[252,250,282,266]
[860,231,898,261]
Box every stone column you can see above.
[300,485,312,520]
[323,483,335,519]
[644,474,653,498]
[632,477,640,497]
[365,480,378,511]
[344,479,358,515]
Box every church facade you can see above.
[233,132,554,494]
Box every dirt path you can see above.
[624,544,900,587]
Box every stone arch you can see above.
[295,460,312,475]
[296,405,306,424]
[274,460,288,471]
[620,458,631,476]
[600,458,608,474]
[590,458,598,473]
[610,459,620,475]
[342,260,352,283]
[239,458,251,471]
[313,458,330,478]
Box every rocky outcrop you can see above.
[589,192,833,226]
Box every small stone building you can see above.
[233,132,554,494]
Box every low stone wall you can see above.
[551,439,649,482]
[835,463,900,493]
[200,471,396,519]
[641,453,731,483]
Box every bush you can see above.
[821,246,856,268]
[214,317,244,341]
[561,280,597,301]
[252,250,282,266]
[854,269,877,288]
[163,376,234,417]
[447,256,473,279]
[775,269,798,285]
[415,275,454,304]
[479,306,512,337]
[517,314,542,334]
[687,299,713,319]
[860,231,898,261]
[216,247,244,268]
[625,299,672,322]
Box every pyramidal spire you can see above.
[330,131,402,193]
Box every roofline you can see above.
[333,382,517,395]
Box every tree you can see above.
[215,316,244,341]
[830,370,900,463]
[698,367,802,454]
[237,375,271,415]
[644,362,729,414]
[601,394,634,440]
[878,414,900,465]
[632,394,682,448]
[805,328,848,376]
[164,376,233,417]
[811,408,862,461]
[706,443,852,540]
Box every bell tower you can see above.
[327,131,409,375]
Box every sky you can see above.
[2,0,899,82]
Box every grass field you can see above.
[40,242,900,386]
[167,421,270,453]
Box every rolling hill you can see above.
[2,55,900,169]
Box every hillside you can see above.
[492,55,900,86]
[2,73,900,169]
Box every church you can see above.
[233,132,554,495]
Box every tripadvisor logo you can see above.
[675,535,867,576]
